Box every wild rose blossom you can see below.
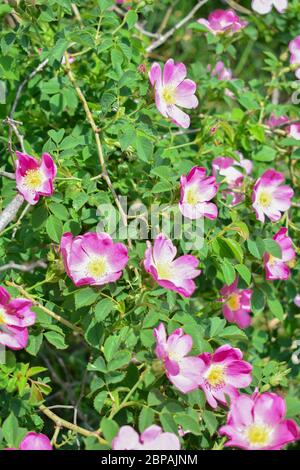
[154,323,203,393]
[220,278,253,329]
[15,151,57,205]
[19,432,53,451]
[294,295,300,308]
[0,286,36,350]
[197,9,247,35]
[144,233,201,297]
[264,228,295,280]
[179,167,218,220]
[252,0,288,15]
[212,153,252,206]
[208,61,235,98]
[288,123,300,140]
[60,232,128,287]
[197,345,252,409]
[289,35,300,79]
[265,114,289,128]
[252,169,293,223]
[266,114,300,139]
[149,58,198,129]
[219,391,299,450]
[112,425,180,450]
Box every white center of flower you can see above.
[162,86,176,105]
[205,364,226,390]
[227,293,240,311]
[245,424,271,448]
[258,191,272,208]
[168,350,181,362]
[87,257,108,278]
[185,187,199,206]
[23,169,43,190]
[156,262,173,280]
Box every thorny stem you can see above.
[39,405,107,445]
[6,281,83,335]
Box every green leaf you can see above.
[221,238,244,263]
[264,239,281,258]
[175,414,201,435]
[125,10,138,29]
[247,238,265,259]
[2,413,26,448]
[235,264,251,285]
[75,287,99,309]
[221,259,236,285]
[44,331,68,349]
[107,350,131,371]
[135,134,153,162]
[203,410,218,436]
[95,299,115,322]
[139,407,155,433]
[210,317,226,338]
[267,298,284,321]
[46,215,63,243]
[253,146,276,162]
[100,417,119,444]
[93,391,108,414]
[160,412,178,434]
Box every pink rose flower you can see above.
[288,123,300,140]
[197,345,252,409]
[294,294,300,307]
[0,286,36,350]
[197,9,247,35]
[212,153,252,206]
[112,425,180,450]
[144,233,201,297]
[19,432,53,450]
[219,391,299,450]
[60,232,129,287]
[289,36,300,79]
[149,58,198,129]
[220,277,253,329]
[264,228,295,280]
[179,167,218,220]
[252,169,293,223]
[154,323,203,393]
[15,151,57,205]
[208,61,235,98]
[252,0,288,15]
[265,114,289,128]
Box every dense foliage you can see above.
[0,0,299,451]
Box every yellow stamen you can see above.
[87,257,107,278]
[156,262,172,280]
[0,307,6,325]
[258,191,272,208]
[227,293,240,311]
[206,364,225,388]
[185,188,199,206]
[23,169,43,190]
[246,424,270,447]
[162,86,176,105]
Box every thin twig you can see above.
[6,281,83,334]
[146,0,209,53]
[4,117,26,154]
[0,193,24,234]
[63,53,128,229]
[0,259,47,273]
[0,170,15,180]
[39,404,107,445]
